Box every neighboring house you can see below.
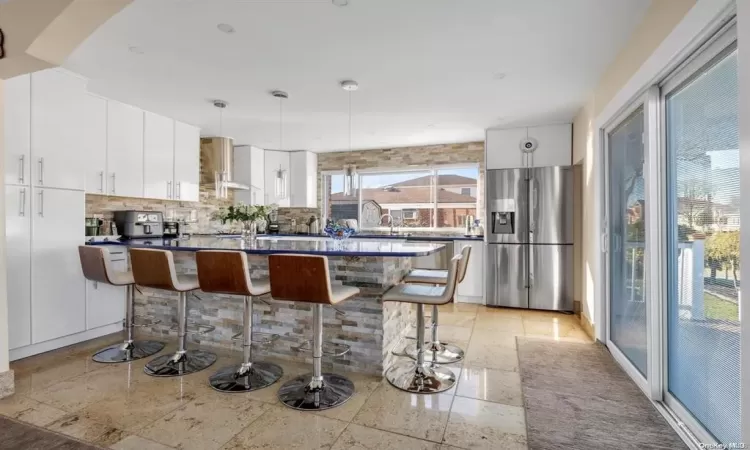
[677,197,740,232]
[330,174,478,228]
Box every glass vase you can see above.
[241,221,257,242]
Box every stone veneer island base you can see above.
[132,249,420,376]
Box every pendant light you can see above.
[213,100,229,200]
[341,80,358,196]
[272,90,289,200]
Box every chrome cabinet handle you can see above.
[38,190,43,217]
[111,173,116,194]
[176,182,181,199]
[99,171,104,192]
[18,155,24,184]
[38,157,44,185]
[19,188,25,217]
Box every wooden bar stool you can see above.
[268,254,359,411]
[79,246,165,363]
[383,253,463,394]
[130,248,217,377]
[195,250,283,393]
[401,245,471,364]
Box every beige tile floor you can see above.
[2,305,592,450]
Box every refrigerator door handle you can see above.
[529,176,538,233]
[527,245,533,288]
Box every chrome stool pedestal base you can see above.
[385,359,456,394]
[209,362,283,393]
[93,340,164,364]
[278,373,354,411]
[404,341,465,365]
[144,350,217,377]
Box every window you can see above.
[323,165,479,230]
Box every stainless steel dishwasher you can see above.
[408,239,454,270]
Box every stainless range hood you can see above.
[201,137,250,197]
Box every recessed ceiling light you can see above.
[493,72,507,80]
[217,23,235,34]
[332,0,349,6]
[128,46,144,54]
[340,80,359,91]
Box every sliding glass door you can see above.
[606,106,649,385]
[663,29,740,444]
[603,22,739,446]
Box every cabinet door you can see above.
[173,122,200,202]
[250,146,265,190]
[31,69,86,190]
[31,188,86,343]
[265,150,290,207]
[86,251,126,330]
[107,101,144,197]
[526,123,572,167]
[6,185,31,349]
[289,151,305,207]
[455,241,485,302]
[233,145,253,204]
[144,112,175,200]
[4,74,31,186]
[83,94,108,194]
[485,127,528,170]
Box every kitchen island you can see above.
[100,236,444,376]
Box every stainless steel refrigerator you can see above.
[485,166,574,311]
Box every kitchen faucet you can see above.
[380,213,397,235]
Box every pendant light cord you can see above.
[279,96,283,151]
[348,90,352,152]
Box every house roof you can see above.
[388,174,477,187]
[331,187,476,204]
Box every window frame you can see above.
[322,163,480,232]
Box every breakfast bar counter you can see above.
[99,236,444,376]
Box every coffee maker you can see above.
[113,211,165,238]
[267,210,280,234]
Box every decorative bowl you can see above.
[324,225,355,240]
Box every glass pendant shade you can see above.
[275,167,287,199]
[343,165,356,196]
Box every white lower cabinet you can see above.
[30,188,86,344]
[454,240,485,303]
[6,185,31,349]
[86,249,127,329]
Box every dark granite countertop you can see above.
[92,235,445,257]
[188,233,484,242]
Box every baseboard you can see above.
[579,313,595,340]
[0,370,14,399]
[9,323,123,362]
[455,295,484,304]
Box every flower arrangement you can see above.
[214,203,275,224]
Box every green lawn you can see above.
[704,292,739,322]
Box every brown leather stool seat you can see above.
[195,250,283,393]
[130,248,217,377]
[268,254,360,411]
[79,246,164,363]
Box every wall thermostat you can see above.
[519,137,538,153]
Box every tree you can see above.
[705,231,740,283]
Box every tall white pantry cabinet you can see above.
[4,69,122,359]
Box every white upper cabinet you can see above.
[289,151,317,208]
[4,74,31,186]
[144,112,175,200]
[107,100,144,198]
[486,124,572,169]
[173,122,200,202]
[31,69,86,190]
[264,150,290,207]
[83,94,108,194]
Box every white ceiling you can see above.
[64,0,651,153]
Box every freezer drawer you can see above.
[486,243,527,308]
[529,244,574,311]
